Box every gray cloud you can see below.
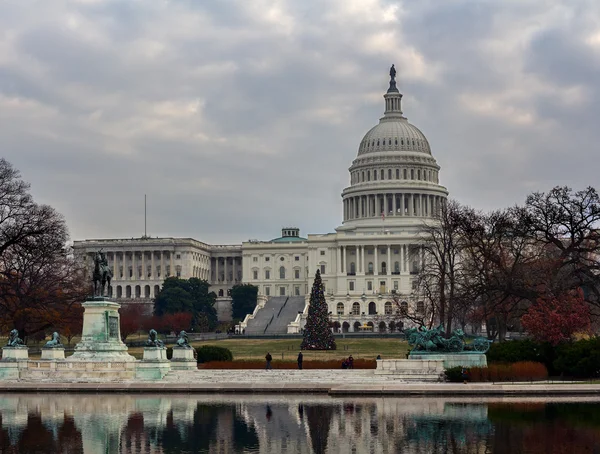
[1,0,599,244]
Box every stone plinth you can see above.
[170,347,197,371]
[0,347,29,380]
[375,359,445,381]
[68,298,135,362]
[409,352,487,369]
[136,347,171,380]
[1,346,29,361]
[41,348,65,360]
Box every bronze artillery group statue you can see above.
[92,250,113,297]
[405,324,490,353]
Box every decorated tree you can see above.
[521,289,591,346]
[301,270,336,350]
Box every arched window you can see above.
[394,261,400,274]
[385,301,392,315]
[380,169,384,179]
[367,171,371,181]
[368,262,373,274]
[135,285,141,298]
[388,169,392,179]
[342,322,350,333]
[389,321,396,332]
[411,169,414,180]
[396,169,399,179]
[374,171,377,181]
[368,301,376,315]
[381,262,387,274]
[350,262,356,275]
[362,171,365,182]
[280,266,286,279]
[401,301,408,314]
[352,302,360,315]
[353,321,362,332]
[379,321,387,332]
[417,301,425,313]
[116,286,122,298]
[144,285,150,298]
[154,285,160,297]
[126,285,131,298]
[337,302,345,315]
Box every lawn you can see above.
[188,338,409,362]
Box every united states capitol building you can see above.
[74,68,448,334]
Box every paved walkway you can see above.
[1,369,599,396]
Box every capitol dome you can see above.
[338,65,448,233]
[358,120,431,156]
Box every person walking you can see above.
[265,352,273,370]
[297,352,303,370]
[348,355,354,369]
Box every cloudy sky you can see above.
[1,0,599,244]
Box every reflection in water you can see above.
[0,395,599,453]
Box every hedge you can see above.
[553,338,600,378]
[195,345,233,363]
[446,362,548,382]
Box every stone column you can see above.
[170,251,174,278]
[393,193,397,216]
[400,244,404,274]
[131,251,136,281]
[387,245,391,274]
[374,246,378,275]
[224,257,228,283]
[160,251,165,279]
[337,247,342,276]
[151,251,155,279]
[367,195,371,218]
[141,251,145,280]
[409,194,414,216]
[403,245,408,272]
[112,252,117,280]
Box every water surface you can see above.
[0,394,599,453]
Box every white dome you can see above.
[358,118,431,156]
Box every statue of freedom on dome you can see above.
[389,64,396,82]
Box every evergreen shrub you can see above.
[195,345,233,363]
[487,339,555,373]
[444,366,464,382]
[554,337,600,378]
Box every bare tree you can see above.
[411,199,472,337]
[0,159,88,339]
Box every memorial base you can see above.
[41,348,65,360]
[409,352,488,369]
[136,347,171,380]
[170,347,197,371]
[67,298,135,362]
[0,347,29,380]
[375,359,445,381]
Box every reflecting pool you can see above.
[0,394,599,453]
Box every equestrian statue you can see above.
[92,250,113,297]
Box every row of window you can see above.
[252,255,303,262]
[333,301,424,315]
[351,168,438,184]
[361,136,427,151]
[252,267,314,280]
[263,285,303,296]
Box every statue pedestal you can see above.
[1,346,29,361]
[41,348,65,360]
[375,359,445,381]
[67,298,135,362]
[409,352,488,369]
[0,347,29,380]
[136,347,171,380]
[170,347,196,371]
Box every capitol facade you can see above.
[74,69,448,333]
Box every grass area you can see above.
[188,338,409,362]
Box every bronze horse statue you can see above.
[92,250,113,297]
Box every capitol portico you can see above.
[74,67,448,332]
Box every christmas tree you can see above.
[301,270,336,350]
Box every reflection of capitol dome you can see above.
[339,67,448,232]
